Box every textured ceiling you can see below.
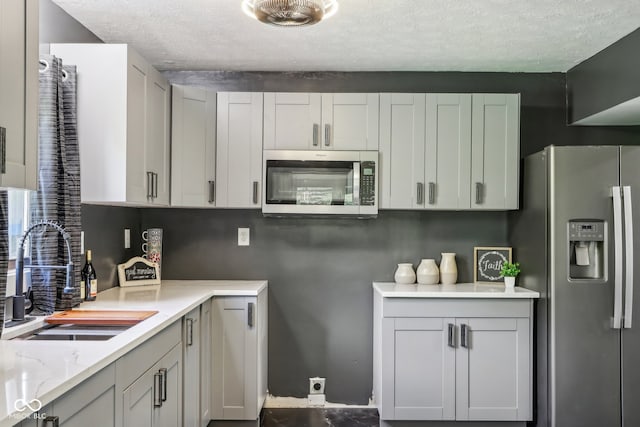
[52,0,640,72]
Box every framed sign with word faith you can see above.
[473,247,512,283]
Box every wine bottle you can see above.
[81,250,97,301]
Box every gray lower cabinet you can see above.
[116,320,183,427]
[18,364,116,427]
[212,292,268,422]
[122,344,182,427]
[182,300,213,427]
[374,298,532,423]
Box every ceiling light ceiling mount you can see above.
[242,0,338,27]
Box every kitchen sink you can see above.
[13,324,132,341]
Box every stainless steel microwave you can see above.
[262,150,378,216]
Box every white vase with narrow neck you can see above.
[416,259,439,285]
[440,253,458,285]
[394,263,416,284]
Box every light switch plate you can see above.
[238,228,250,246]
[124,228,131,249]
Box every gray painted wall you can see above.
[81,205,140,291]
[141,208,507,404]
[567,28,640,123]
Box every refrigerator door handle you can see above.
[612,186,624,329]
[623,185,634,328]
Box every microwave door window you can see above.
[266,161,355,206]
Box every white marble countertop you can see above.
[0,280,267,427]
[373,282,540,298]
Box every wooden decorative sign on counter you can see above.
[117,256,161,287]
[474,247,512,283]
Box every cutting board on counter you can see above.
[45,310,158,326]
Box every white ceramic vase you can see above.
[440,253,458,285]
[504,276,516,291]
[394,263,416,284]
[416,259,439,285]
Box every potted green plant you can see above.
[500,262,521,290]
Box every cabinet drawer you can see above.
[383,298,531,318]
[116,320,181,388]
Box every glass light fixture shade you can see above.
[242,0,339,27]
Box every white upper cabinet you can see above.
[49,44,170,206]
[0,0,38,191]
[380,92,520,211]
[171,85,216,207]
[264,92,379,151]
[216,92,263,208]
[379,93,426,209]
[471,94,520,210]
[424,94,472,209]
[263,92,320,150]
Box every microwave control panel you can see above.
[360,161,376,206]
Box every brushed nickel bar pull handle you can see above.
[153,371,163,407]
[461,324,469,348]
[147,172,153,199]
[0,126,6,174]
[44,416,60,427]
[324,124,330,147]
[416,182,424,205]
[208,180,215,204]
[447,323,455,348]
[159,368,168,402]
[186,318,194,346]
[475,182,483,205]
[428,182,435,205]
[313,123,319,146]
[612,186,624,329]
[248,302,255,328]
[153,172,158,199]
[252,181,259,204]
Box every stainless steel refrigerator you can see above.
[510,145,640,427]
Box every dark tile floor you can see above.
[262,408,379,427]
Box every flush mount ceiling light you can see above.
[242,0,339,27]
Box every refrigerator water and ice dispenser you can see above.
[568,220,605,280]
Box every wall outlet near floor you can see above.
[309,377,325,394]
[238,228,250,246]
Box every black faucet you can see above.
[12,220,75,323]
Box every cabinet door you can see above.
[156,345,182,427]
[381,317,455,420]
[146,68,171,205]
[471,94,520,210]
[216,92,263,208]
[48,364,116,427]
[171,85,216,207]
[0,0,37,190]
[183,307,201,427]
[425,94,472,209]
[123,361,158,427]
[263,92,321,150]
[212,296,258,420]
[321,93,379,150]
[125,48,149,204]
[200,300,212,427]
[379,94,426,209]
[455,317,530,421]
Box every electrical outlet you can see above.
[309,377,325,394]
[80,231,85,253]
[124,228,131,249]
[238,228,250,246]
